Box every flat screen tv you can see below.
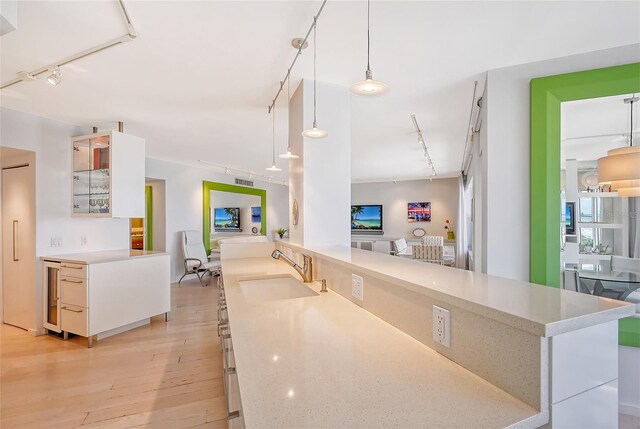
[351,205,383,231]
[565,202,575,235]
[214,207,240,231]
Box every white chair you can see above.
[412,244,444,265]
[179,231,221,287]
[392,238,408,256]
[611,256,640,272]
[563,269,579,292]
[423,235,444,246]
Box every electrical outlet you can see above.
[433,305,451,348]
[351,274,364,301]
[50,237,63,247]
[81,236,87,246]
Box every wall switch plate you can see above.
[433,305,451,348]
[351,274,364,301]
[81,236,87,246]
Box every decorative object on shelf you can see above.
[251,226,259,235]
[302,17,328,139]
[350,0,388,96]
[266,105,283,171]
[276,228,288,239]
[580,170,599,190]
[412,227,426,238]
[445,219,455,240]
[292,199,299,226]
[279,76,299,159]
[598,96,640,197]
[251,206,262,223]
[408,202,431,222]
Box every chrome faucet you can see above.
[271,249,313,283]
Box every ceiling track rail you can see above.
[1,0,137,90]
[411,114,437,178]
[198,160,287,186]
[460,80,480,174]
[266,0,328,114]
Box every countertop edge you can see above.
[40,250,170,264]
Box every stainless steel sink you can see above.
[239,275,318,302]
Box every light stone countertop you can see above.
[279,242,635,337]
[222,257,546,429]
[41,249,169,264]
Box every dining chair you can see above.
[563,269,579,292]
[423,235,444,246]
[412,244,444,265]
[179,230,221,287]
[392,238,408,256]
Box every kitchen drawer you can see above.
[60,277,87,307]
[61,304,88,337]
[60,263,87,279]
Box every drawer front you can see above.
[61,304,88,337]
[60,263,87,279]
[60,278,87,307]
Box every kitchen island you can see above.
[219,241,634,428]
[42,249,170,347]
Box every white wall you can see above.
[482,44,640,282]
[210,190,261,235]
[0,108,130,334]
[352,178,459,239]
[145,157,289,281]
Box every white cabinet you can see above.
[43,251,171,347]
[72,131,145,218]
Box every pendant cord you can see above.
[287,72,291,151]
[631,98,635,147]
[313,18,317,125]
[366,0,371,73]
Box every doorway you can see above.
[130,185,153,250]
[1,147,36,331]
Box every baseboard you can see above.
[619,402,640,417]
[96,318,150,340]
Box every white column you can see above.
[288,80,351,247]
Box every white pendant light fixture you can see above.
[350,0,388,96]
[598,96,640,197]
[302,18,328,139]
[47,66,62,86]
[279,74,300,159]
[266,105,283,172]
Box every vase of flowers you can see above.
[445,219,455,240]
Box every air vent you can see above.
[235,178,254,187]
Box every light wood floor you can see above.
[0,279,227,429]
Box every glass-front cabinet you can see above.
[71,131,145,218]
[73,134,111,215]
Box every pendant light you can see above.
[279,74,300,159]
[302,18,328,139]
[266,105,282,171]
[598,96,640,197]
[350,0,388,96]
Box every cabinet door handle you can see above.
[12,220,18,261]
[61,306,83,313]
[62,278,83,284]
[61,265,83,269]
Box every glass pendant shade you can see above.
[266,163,282,172]
[350,71,388,96]
[302,121,328,139]
[278,150,299,159]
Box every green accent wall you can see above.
[202,181,267,255]
[145,185,153,251]
[530,62,640,347]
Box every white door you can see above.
[2,165,33,330]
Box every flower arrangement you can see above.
[276,228,288,239]
[444,219,455,240]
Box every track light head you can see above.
[47,66,62,86]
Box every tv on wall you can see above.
[214,207,240,231]
[565,202,575,235]
[351,205,383,231]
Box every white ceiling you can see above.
[1,1,639,183]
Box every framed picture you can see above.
[565,202,575,235]
[251,206,262,223]
[408,202,431,222]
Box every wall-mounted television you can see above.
[214,207,240,231]
[565,202,575,235]
[351,205,383,232]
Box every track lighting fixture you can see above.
[302,18,328,139]
[18,71,36,82]
[411,115,437,178]
[350,0,388,96]
[47,66,62,86]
